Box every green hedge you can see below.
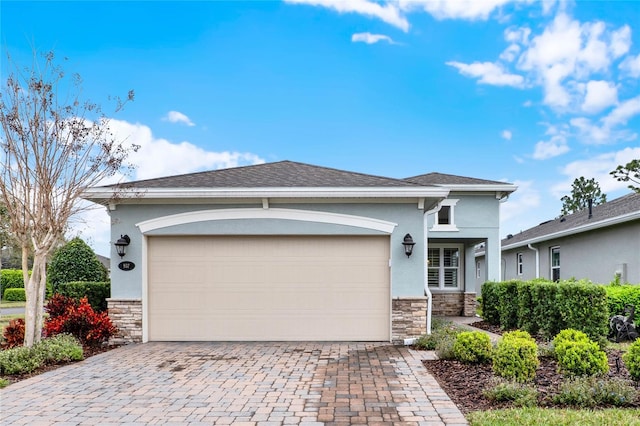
[3,288,26,302]
[605,284,640,316]
[480,279,609,343]
[56,281,110,312]
[0,269,27,296]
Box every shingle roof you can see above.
[108,161,423,189]
[502,192,640,248]
[404,172,508,186]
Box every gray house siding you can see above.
[503,221,640,283]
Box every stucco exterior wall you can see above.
[107,200,429,299]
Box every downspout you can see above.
[423,201,443,335]
[424,210,433,335]
[527,244,539,279]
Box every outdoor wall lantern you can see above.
[402,233,415,258]
[114,235,131,258]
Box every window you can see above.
[428,245,462,289]
[551,247,560,282]
[476,260,481,279]
[431,199,459,231]
[516,252,523,276]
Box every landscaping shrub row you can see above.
[481,279,609,343]
[605,284,640,317]
[0,269,26,295]
[3,288,26,302]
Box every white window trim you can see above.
[428,243,464,290]
[431,199,459,232]
[516,252,523,276]
[550,246,560,281]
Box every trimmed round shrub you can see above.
[622,339,640,381]
[492,331,539,383]
[452,331,493,364]
[47,237,107,293]
[555,339,609,377]
[3,288,26,301]
[553,329,590,359]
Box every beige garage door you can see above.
[147,235,390,341]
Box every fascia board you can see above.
[436,184,518,193]
[82,186,451,201]
[501,211,640,250]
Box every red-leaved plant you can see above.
[45,294,116,347]
[2,318,25,348]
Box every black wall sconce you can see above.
[402,233,415,258]
[114,235,131,258]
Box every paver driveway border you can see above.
[0,342,467,425]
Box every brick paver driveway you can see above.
[0,342,467,425]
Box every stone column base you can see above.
[107,298,142,344]
[392,297,427,343]
[431,292,477,317]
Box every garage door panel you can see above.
[148,235,390,341]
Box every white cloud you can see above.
[603,96,640,128]
[446,61,524,87]
[610,25,631,58]
[70,119,265,256]
[285,0,409,31]
[107,120,264,180]
[514,13,630,110]
[620,53,640,78]
[351,32,395,44]
[532,136,569,159]
[399,0,519,21]
[501,130,513,140]
[551,146,640,197]
[500,180,541,224]
[581,80,618,114]
[163,110,195,127]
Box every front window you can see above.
[431,199,459,231]
[476,260,481,279]
[516,252,523,276]
[428,245,462,289]
[551,247,560,282]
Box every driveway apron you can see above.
[0,342,467,425]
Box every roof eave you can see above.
[81,186,451,202]
[502,211,640,250]
[435,184,518,193]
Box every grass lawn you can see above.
[468,408,640,425]
[0,300,26,309]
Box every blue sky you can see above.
[2,1,640,256]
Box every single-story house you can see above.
[477,192,640,284]
[82,161,516,343]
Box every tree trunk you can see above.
[23,246,46,347]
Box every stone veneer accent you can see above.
[431,292,477,317]
[107,299,142,344]
[392,297,427,343]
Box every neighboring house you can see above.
[477,192,640,285]
[83,161,516,344]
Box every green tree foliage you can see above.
[610,159,640,193]
[560,177,607,216]
[47,237,108,293]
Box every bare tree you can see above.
[0,51,135,346]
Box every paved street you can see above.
[0,342,467,425]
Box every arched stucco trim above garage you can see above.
[136,208,398,234]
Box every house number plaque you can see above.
[118,261,136,271]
